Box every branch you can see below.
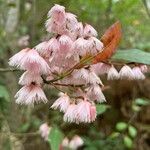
[0,131,39,137]
[52,83,85,88]
[142,0,150,18]
[0,68,19,72]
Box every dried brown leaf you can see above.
[93,21,122,63]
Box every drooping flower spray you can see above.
[9,4,147,123]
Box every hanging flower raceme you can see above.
[9,4,148,124]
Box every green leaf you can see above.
[135,98,150,106]
[123,135,133,149]
[48,127,64,150]
[96,104,110,115]
[112,49,150,65]
[19,123,30,132]
[128,125,137,138]
[109,132,120,138]
[132,105,141,112]
[116,122,128,132]
[0,85,9,101]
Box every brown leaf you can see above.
[93,21,122,63]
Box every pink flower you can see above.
[75,22,84,37]
[61,135,84,150]
[72,68,89,83]
[119,65,134,80]
[139,65,148,73]
[9,48,30,67]
[88,71,103,85]
[86,85,106,103]
[107,66,119,80]
[39,123,51,141]
[59,35,73,51]
[20,49,50,74]
[76,100,96,123]
[15,84,47,105]
[90,63,111,75]
[19,71,43,85]
[45,18,56,33]
[45,18,66,34]
[10,48,50,74]
[90,105,97,122]
[51,93,70,112]
[48,4,66,24]
[65,12,78,32]
[35,41,50,57]
[132,67,145,80]
[62,137,69,147]
[83,24,98,37]
[63,104,78,123]
[87,37,103,55]
[73,37,87,56]
[69,135,84,150]
[48,37,60,52]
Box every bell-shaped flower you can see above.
[9,48,50,74]
[15,84,47,105]
[73,37,87,56]
[21,49,50,74]
[59,35,73,51]
[107,66,119,80]
[65,12,78,32]
[62,137,69,148]
[90,105,97,122]
[88,71,103,85]
[75,22,84,37]
[9,48,30,67]
[76,100,96,123]
[19,71,43,85]
[51,93,70,112]
[69,135,84,150]
[48,4,66,24]
[119,65,134,80]
[86,85,106,103]
[63,104,78,123]
[35,41,50,58]
[132,67,145,80]
[90,63,111,75]
[39,123,51,141]
[83,24,98,37]
[45,18,66,34]
[72,68,89,83]
[139,65,148,73]
[87,37,103,55]
[48,37,60,52]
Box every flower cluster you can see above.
[9,4,147,124]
